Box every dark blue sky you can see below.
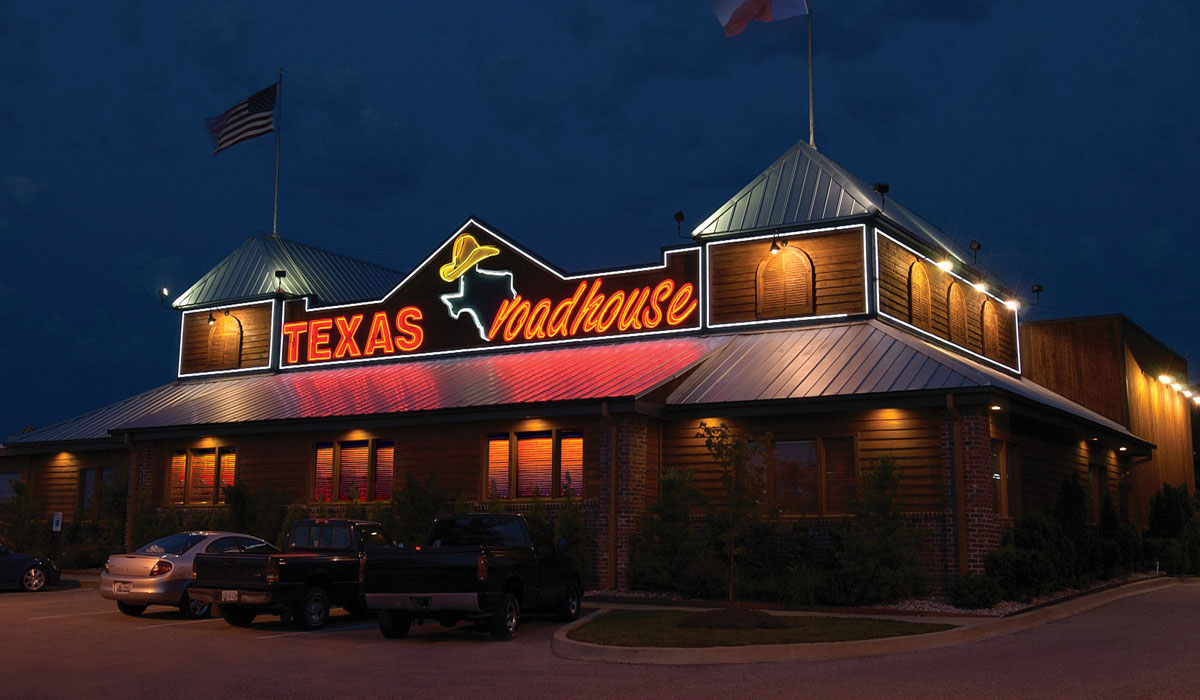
[2,1,1198,438]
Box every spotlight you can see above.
[770,238,781,255]
[990,405,1003,411]
[973,282,987,293]
[1158,375,1173,384]
[1003,299,1019,311]
[1119,446,1128,452]
[969,240,981,265]
[935,260,953,272]
[1031,283,1044,305]
[208,311,215,326]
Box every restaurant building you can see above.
[2,140,1195,589]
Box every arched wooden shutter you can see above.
[981,300,1001,358]
[206,314,244,370]
[908,261,931,330]
[755,244,814,319]
[947,283,968,346]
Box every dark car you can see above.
[0,539,61,592]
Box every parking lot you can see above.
[4,582,1200,699]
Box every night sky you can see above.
[3,1,1198,439]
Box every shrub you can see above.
[1010,512,1074,587]
[1054,474,1089,545]
[948,572,1003,610]
[524,491,554,547]
[1142,537,1188,574]
[0,479,49,556]
[828,456,927,605]
[1183,515,1200,575]
[275,505,310,548]
[629,468,713,595]
[1146,484,1193,539]
[391,473,448,547]
[984,544,1055,602]
[554,489,592,588]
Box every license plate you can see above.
[113,582,132,594]
[221,590,239,603]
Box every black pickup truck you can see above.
[190,519,394,630]
[361,513,582,641]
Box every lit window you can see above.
[189,449,216,505]
[313,439,396,503]
[517,432,553,498]
[217,448,237,504]
[488,435,510,499]
[771,437,856,516]
[169,451,187,505]
[487,430,584,499]
[560,431,583,496]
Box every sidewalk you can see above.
[554,577,1181,665]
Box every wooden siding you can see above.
[709,228,866,325]
[663,408,945,514]
[1009,415,1120,521]
[180,302,273,375]
[877,235,1018,368]
[14,449,129,521]
[1019,318,1127,425]
[1125,346,1195,526]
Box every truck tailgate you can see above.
[364,547,482,594]
[193,553,272,589]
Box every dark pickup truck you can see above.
[361,513,582,640]
[190,519,394,630]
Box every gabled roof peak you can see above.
[693,139,968,262]
[172,233,404,309]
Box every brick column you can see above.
[124,444,158,549]
[594,417,650,591]
[960,413,1002,571]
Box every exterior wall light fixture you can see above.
[935,260,953,272]
[208,311,215,326]
[1003,299,1019,311]
[973,282,987,293]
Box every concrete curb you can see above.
[553,577,1180,665]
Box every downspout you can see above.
[123,432,137,551]
[602,401,618,590]
[946,394,969,575]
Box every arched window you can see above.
[946,282,968,346]
[755,244,814,319]
[981,300,1001,358]
[908,261,931,330]
[206,313,244,370]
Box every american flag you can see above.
[206,83,277,155]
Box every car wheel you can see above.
[378,610,411,639]
[557,582,582,622]
[179,590,211,619]
[295,587,330,630]
[117,601,148,617]
[221,605,256,627]
[489,592,519,641]
[21,566,47,592]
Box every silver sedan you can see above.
[100,532,277,618]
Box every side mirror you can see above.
[556,538,569,553]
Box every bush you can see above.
[1142,537,1188,574]
[1010,512,1074,587]
[391,473,448,547]
[0,479,49,556]
[1054,474,1089,545]
[629,469,714,595]
[554,489,592,588]
[828,456,927,605]
[985,545,1056,602]
[948,572,1003,610]
[275,505,309,548]
[1146,484,1193,539]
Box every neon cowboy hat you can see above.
[438,233,501,282]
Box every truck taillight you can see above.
[265,559,279,585]
[476,553,487,583]
[148,560,172,577]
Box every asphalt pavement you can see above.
[3,577,1197,699]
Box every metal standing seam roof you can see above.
[4,335,732,444]
[171,233,405,309]
[667,319,1140,440]
[691,139,973,265]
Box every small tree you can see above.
[628,468,722,598]
[697,422,770,605]
[555,487,592,588]
[391,473,447,546]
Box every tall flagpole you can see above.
[272,68,283,237]
[807,1,815,148]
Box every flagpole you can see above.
[807,1,815,148]
[272,68,283,238]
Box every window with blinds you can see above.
[169,451,187,505]
[217,448,237,504]
[488,435,510,499]
[823,438,856,515]
[517,432,554,498]
[772,437,856,516]
[189,449,216,504]
[314,443,334,503]
[560,431,582,496]
[947,282,968,346]
[774,440,819,515]
[338,441,370,501]
[375,441,395,501]
[908,261,931,330]
[755,245,814,319]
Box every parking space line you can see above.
[28,611,111,620]
[136,618,224,630]
[0,589,100,609]
[255,622,376,640]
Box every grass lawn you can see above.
[567,610,956,647]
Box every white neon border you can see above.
[276,218,704,370]
[873,228,1022,375]
[177,297,279,378]
[703,223,869,330]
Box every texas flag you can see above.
[710,0,809,37]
